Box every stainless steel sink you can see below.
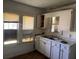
[42,35,68,44]
[42,35,59,40]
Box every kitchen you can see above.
[35,9,76,59]
[3,0,76,59]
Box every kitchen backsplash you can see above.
[60,31,76,42]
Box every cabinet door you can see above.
[40,37,51,58]
[40,15,44,27]
[44,42,51,58]
[60,44,69,59]
[63,49,69,59]
[35,36,40,51]
[39,39,45,54]
[51,43,60,59]
[70,9,76,31]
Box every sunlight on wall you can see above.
[22,37,33,42]
[4,40,17,45]
[4,37,33,45]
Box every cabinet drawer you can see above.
[52,40,60,46]
[40,37,51,44]
[61,44,69,50]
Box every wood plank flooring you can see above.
[10,50,49,59]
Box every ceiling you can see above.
[13,0,75,9]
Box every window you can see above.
[3,12,19,21]
[51,16,59,32]
[4,23,19,29]
[23,16,34,30]
[22,16,34,42]
[3,12,19,45]
[51,25,56,32]
[3,13,35,44]
[4,22,19,42]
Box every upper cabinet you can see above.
[40,15,44,28]
[44,9,75,32]
[70,9,76,32]
[36,15,44,28]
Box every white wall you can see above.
[4,43,34,59]
[44,9,72,32]
[44,9,76,41]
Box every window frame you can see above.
[3,21,19,43]
[3,21,19,30]
[22,16,35,43]
[3,12,19,45]
[51,16,59,32]
[22,16,34,30]
[3,12,35,45]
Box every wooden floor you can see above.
[10,50,49,59]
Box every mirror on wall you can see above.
[51,16,59,32]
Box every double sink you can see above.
[42,35,68,44]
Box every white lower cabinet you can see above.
[39,37,52,58]
[35,36,76,59]
[44,43,51,57]
[51,41,60,59]
[39,39,45,54]
[50,41,76,59]
[60,44,69,59]
[60,43,76,59]
[35,36,51,58]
